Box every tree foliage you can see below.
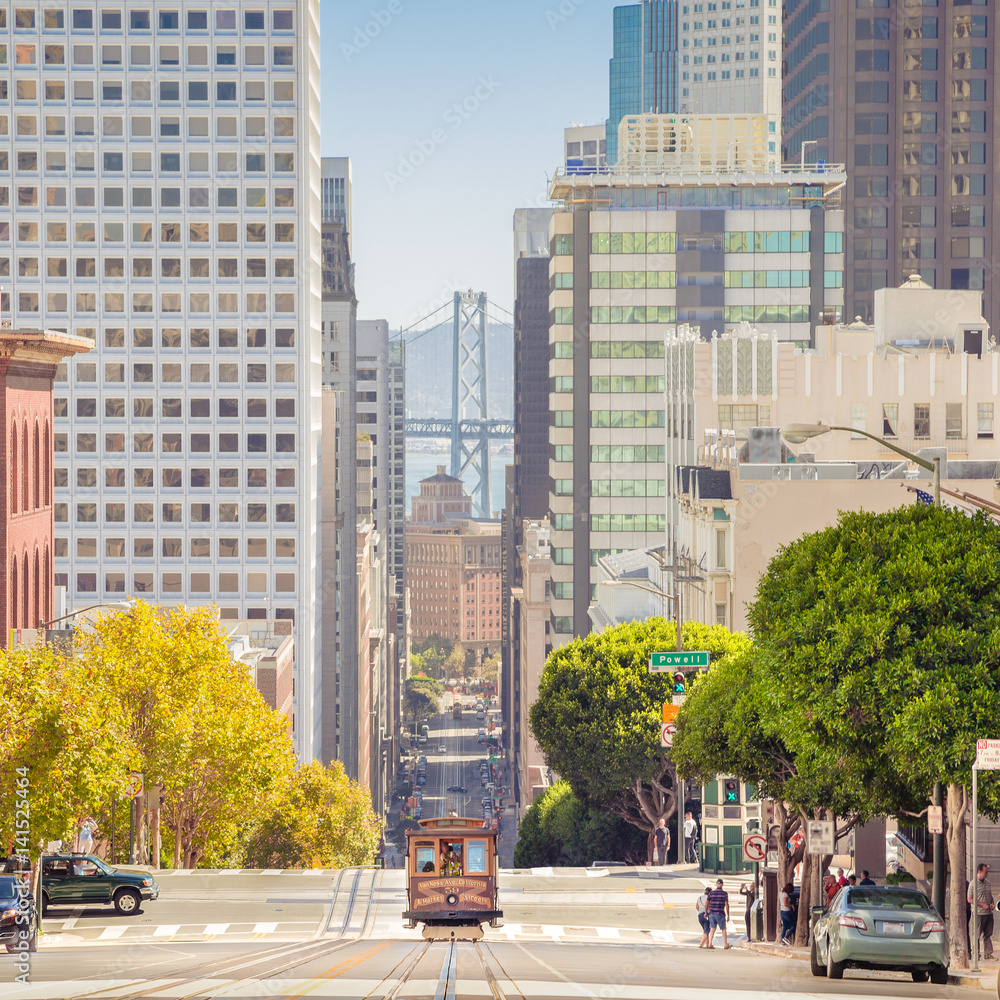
[529,619,748,853]
[511,781,646,867]
[403,676,443,724]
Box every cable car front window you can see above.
[465,839,487,874]
[415,842,436,873]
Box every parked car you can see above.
[810,885,947,985]
[40,855,159,916]
[446,785,467,793]
[0,875,36,953]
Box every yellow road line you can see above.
[273,940,392,999]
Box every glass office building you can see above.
[606,1,679,166]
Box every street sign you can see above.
[649,650,710,673]
[927,805,943,835]
[662,703,680,724]
[125,772,144,799]
[742,833,767,864]
[976,739,1000,770]
[660,722,676,748]
[806,819,835,855]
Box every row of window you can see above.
[587,233,677,255]
[1,42,295,70]
[68,537,296,560]
[70,571,297,597]
[3,8,294,33]
[0,221,298,245]
[590,306,677,325]
[59,397,296,419]
[57,501,297,524]
[723,304,812,324]
[60,468,295,490]
[0,112,296,139]
[723,231,813,253]
[724,269,812,288]
[590,410,666,429]
[1,185,298,210]
[57,432,300,456]
[590,376,666,394]
[856,194,987,230]
[12,290,299,316]
[590,514,667,533]
[591,445,666,463]
[10,260,299,284]
[59,361,295,385]
[590,340,666,359]
[0,78,296,105]
[590,271,677,289]
[0,149,296,174]
[869,401,992,441]
[58,326,297,351]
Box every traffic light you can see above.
[673,671,686,695]
[724,779,740,804]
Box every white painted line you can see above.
[97,926,127,940]
[153,925,180,937]
[252,922,277,934]
[541,925,564,941]
[650,929,675,943]
[261,869,283,876]
[203,923,230,936]
[596,927,620,939]
[61,909,83,930]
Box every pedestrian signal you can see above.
[672,671,686,695]
[724,779,740,804]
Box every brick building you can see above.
[406,467,502,654]
[1,327,92,644]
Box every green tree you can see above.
[244,760,381,868]
[529,619,748,859]
[403,676,443,726]
[748,505,1000,966]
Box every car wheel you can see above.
[5,944,14,954]
[809,938,827,977]
[929,967,948,986]
[26,934,37,953]
[826,948,845,980]
[40,893,50,916]
[911,970,928,983]
[114,888,141,915]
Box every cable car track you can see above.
[61,866,381,1000]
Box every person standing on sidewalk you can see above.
[684,812,699,864]
[779,882,795,945]
[739,880,757,940]
[968,863,996,960]
[705,878,732,949]
[654,818,670,866]
[696,885,711,947]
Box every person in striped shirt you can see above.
[705,879,732,950]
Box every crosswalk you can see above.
[41,919,318,947]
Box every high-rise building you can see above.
[321,156,352,254]
[8,2,323,757]
[782,1,998,330]
[547,115,845,640]
[606,1,680,166]
[679,0,783,161]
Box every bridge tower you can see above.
[451,291,492,517]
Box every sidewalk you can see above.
[742,941,998,990]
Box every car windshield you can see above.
[0,879,17,901]
[847,888,930,910]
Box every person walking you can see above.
[739,880,757,940]
[696,885,711,947]
[968,862,995,960]
[779,882,795,945]
[859,870,875,886]
[684,812,699,864]
[705,878,732,949]
[654,818,670,866]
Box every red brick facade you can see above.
[0,332,93,646]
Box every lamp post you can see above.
[780,422,944,917]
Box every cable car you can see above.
[402,816,502,940]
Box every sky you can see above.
[321,0,619,332]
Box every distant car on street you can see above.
[437,744,447,752]
[40,855,159,916]
[446,785,467,793]
[810,885,947,985]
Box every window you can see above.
[882,403,898,439]
[913,404,930,440]
[715,530,727,569]
[977,403,993,440]
[851,403,867,439]
[946,403,963,440]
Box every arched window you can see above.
[43,544,50,624]
[11,554,18,630]
[21,421,29,515]
[33,548,40,629]
[43,421,50,507]
[22,551,29,631]
[10,422,17,515]
[32,421,39,510]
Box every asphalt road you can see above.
[4,713,984,998]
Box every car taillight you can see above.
[837,915,867,930]
[920,920,945,934]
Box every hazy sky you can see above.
[321,0,617,331]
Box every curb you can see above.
[741,941,997,991]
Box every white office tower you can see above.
[679,0,783,163]
[4,3,323,758]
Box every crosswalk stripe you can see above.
[203,923,229,936]
[252,922,277,934]
[97,927,126,940]
[596,927,620,939]
[153,925,180,937]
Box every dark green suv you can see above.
[41,855,159,915]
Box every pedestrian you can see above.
[836,867,847,887]
[739,880,757,940]
[968,862,995,960]
[823,874,840,906]
[696,885,711,947]
[78,817,96,855]
[779,882,795,945]
[684,811,699,864]
[705,878,732,949]
[654,818,670,866]
[847,874,857,887]
[859,870,875,886]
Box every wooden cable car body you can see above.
[402,816,502,940]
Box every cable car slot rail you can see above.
[60,866,381,1000]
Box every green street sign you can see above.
[649,650,710,673]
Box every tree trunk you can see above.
[173,805,182,870]
[946,783,970,969]
[794,853,814,945]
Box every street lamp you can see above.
[602,580,682,652]
[39,600,135,629]
[779,421,944,917]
